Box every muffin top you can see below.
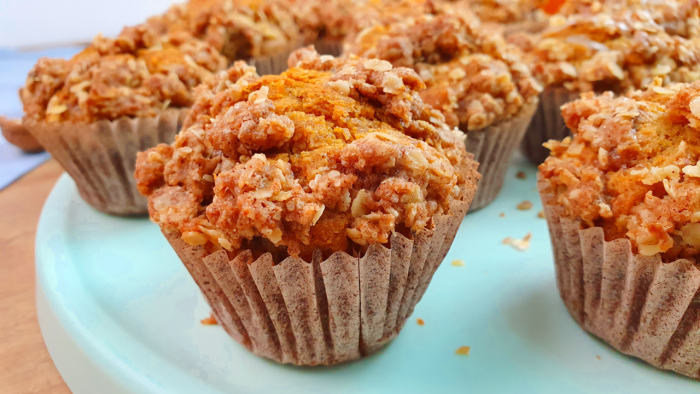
[135,48,478,261]
[539,79,700,261]
[346,13,542,130]
[21,24,227,123]
[509,10,700,92]
[147,0,301,61]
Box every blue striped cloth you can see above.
[0,47,81,190]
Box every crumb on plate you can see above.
[517,200,533,210]
[455,346,471,356]
[451,259,465,267]
[503,232,532,251]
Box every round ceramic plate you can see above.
[36,157,699,394]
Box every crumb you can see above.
[417,318,425,326]
[200,313,218,325]
[516,171,527,180]
[503,232,532,251]
[451,259,465,267]
[517,200,533,210]
[455,346,471,356]
[537,210,545,218]
[499,212,505,217]
[596,355,601,360]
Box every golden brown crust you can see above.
[510,10,700,93]
[539,79,700,262]
[345,13,542,130]
[136,49,478,260]
[20,24,227,123]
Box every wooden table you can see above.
[0,159,71,393]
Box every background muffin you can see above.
[346,13,541,210]
[135,49,479,365]
[147,0,303,74]
[538,80,700,379]
[21,23,227,215]
[513,9,700,163]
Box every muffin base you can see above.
[24,109,186,215]
[464,100,538,212]
[522,86,581,164]
[162,196,471,366]
[538,175,700,379]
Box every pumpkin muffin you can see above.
[135,48,479,365]
[346,13,542,210]
[147,0,303,74]
[21,23,227,215]
[538,80,700,379]
[512,9,700,163]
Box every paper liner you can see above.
[24,109,186,215]
[0,116,43,152]
[248,39,304,75]
[538,174,700,379]
[522,86,583,164]
[463,100,538,212]
[161,196,471,366]
[313,36,344,57]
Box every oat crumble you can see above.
[346,13,542,130]
[539,80,700,261]
[135,49,479,261]
[21,24,227,123]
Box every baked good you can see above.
[135,48,479,364]
[538,80,700,379]
[346,13,541,210]
[147,0,304,74]
[512,9,700,163]
[21,24,227,215]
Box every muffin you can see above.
[0,117,43,152]
[538,80,700,379]
[346,13,542,211]
[147,0,304,74]
[21,24,227,215]
[512,10,700,163]
[135,49,479,365]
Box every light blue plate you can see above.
[36,156,699,393]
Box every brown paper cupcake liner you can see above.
[522,86,583,164]
[248,38,305,75]
[161,196,471,366]
[0,116,43,152]
[538,175,700,379]
[313,36,344,57]
[24,109,187,215]
[463,100,538,212]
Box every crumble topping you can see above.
[147,0,301,61]
[510,10,700,92]
[346,13,542,129]
[539,79,700,262]
[136,49,478,261]
[21,24,226,123]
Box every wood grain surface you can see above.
[0,159,71,393]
